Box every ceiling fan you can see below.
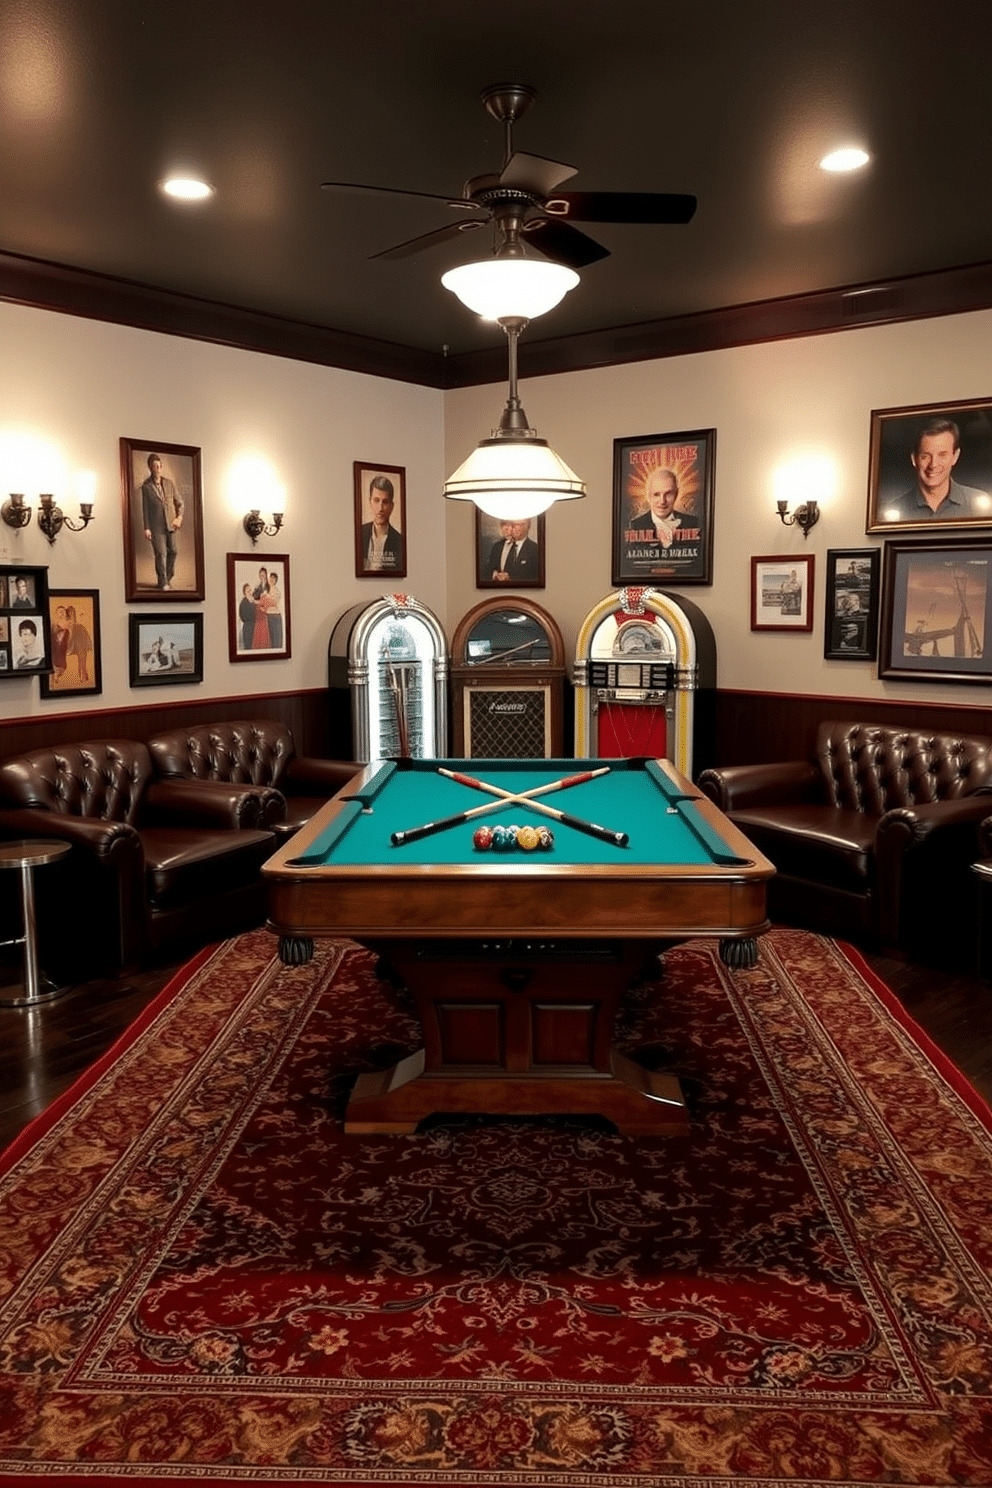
[320,83,697,270]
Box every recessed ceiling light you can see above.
[819,147,870,173]
[160,176,214,201]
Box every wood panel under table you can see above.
[263,756,775,1135]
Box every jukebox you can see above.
[449,596,566,757]
[327,593,448,761]
[573,587,716,777]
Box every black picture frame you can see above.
[39,589,102,697]
[0,564,52,678]
[120,438,206,602]
[353,460,407,578]
[879,538,992,684]
[866,398,992,533]
[474,511,546,589]
[226,553,292,662]
[612,428,716,585]
[128,612,204,687]
[823,548,880,661]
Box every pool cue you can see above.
[468,638,540,667]
[389,767,610,847]
[438,767,628,848]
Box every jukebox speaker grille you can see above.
[466,687,550,758]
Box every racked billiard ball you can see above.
[537,827,554,850]
[473,825,494,851]
[516,825,540,851]
[491,825,513,851]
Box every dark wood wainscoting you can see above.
[0,687,346,765]
[714,689,992,767]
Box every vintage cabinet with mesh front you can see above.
[450,597,566,758]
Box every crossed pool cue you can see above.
[390,765,629,848]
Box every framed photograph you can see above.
[226,553,291,662]
[39,589,102,698]
[121,438,205,602]
[866,399,992,533]
[612,428,716,585]
[750,554,815,632]
[0,564,52,677]
[878,537,992,684]
[128,612,203,687]
[353,461,407,578]
[823,548,880,661]
[475,511,546,589]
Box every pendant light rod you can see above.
[497,316,531,435]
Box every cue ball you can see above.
[516,825,540,851]
[473,826,493,851]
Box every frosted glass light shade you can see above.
[443,436,586,520]
[442,258,580,321]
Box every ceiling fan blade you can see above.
[544,190,698,225]
[321,180,480,212]
[371,218,487,262]
[499,151,577,197]
[523,217,611,268]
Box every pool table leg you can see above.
[719,936,759,969]
[279,934,314,966]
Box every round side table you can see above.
[0,839,72,1007]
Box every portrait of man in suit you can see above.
[354,462,407,578]
[476,513,546,589]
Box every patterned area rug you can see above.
[1,927,991,1486]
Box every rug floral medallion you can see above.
[1,927,991,1485]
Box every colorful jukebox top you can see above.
[327,594,448,761]
[449,597,566,757]
[573,587,716,777]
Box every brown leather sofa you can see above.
[146,719,357,839]
[697,721,992,956]
[0,739,278,976]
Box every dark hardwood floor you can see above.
[1,932,990,1152]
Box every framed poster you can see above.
[353,461,407,578]
[878,537,992,684]
[39,589,102,697]
[823,549,880,661]
[866,399,992,533]
[128,612,204,687]
[750,554,815,632]
[612,428,715,585]
[121,438,205,602]
[227,553,291,661]
[475,511,546,589]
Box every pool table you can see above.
[263,756,775,1135]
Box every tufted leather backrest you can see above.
[147,719,295,789]
[0,740,152,823]
[814,722,992,813]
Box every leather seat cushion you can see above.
[729,806,879,892]
[140,827,275,909]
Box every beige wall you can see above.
[0,303,445,721]
[2,297,992,728]
[444,309,992,717]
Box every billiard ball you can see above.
[473,825,494,851]
[491,825,513,851]
[516,825,540,851]
[537,827,554,850]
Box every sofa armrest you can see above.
[283,756,360,795]
[875,793,992,944]
[143,778,283,830]
[0,808,143,867]
[696,760,822,812]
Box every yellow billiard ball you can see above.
[516,825,540,851]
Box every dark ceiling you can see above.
[2,0,991,366]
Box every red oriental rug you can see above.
[2,928,992,1487]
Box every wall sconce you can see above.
[1,473,97,544]
[243,509,284,546]
[0,493,31,531]
[776,498,820,539]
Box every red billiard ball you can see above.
[473,825,494,851]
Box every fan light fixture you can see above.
[442,257,579,321]
[443,313,585,521]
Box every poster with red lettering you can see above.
[611,429,716,586]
